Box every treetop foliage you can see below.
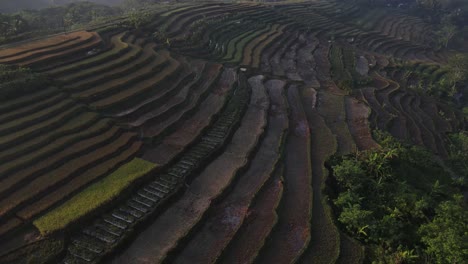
[0,64,49,102]
[328,130,467,263]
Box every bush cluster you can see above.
[328,131,467,263]
[0,64,49,101]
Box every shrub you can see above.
[447,132,468,182]
[328,131,463,263]
[419,195,468,264]
[462,107,468,117]
[0,64,49,101]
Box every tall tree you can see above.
[419,195,468,264]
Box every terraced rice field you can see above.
[0,1,465,263]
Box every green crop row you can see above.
[34,158,156,235]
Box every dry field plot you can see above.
[0,1,465,263]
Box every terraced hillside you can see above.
[0,1,465,263]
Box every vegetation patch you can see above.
[446,131,468,184]
[329,44,371,92]
[0,237,64,264]
[33,158,156,235]
[327,130,467,263]
[0,64,49,101]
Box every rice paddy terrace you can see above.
[0,1,465,263]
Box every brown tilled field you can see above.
[0,1,465,264]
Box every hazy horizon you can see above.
[0,0,125,13]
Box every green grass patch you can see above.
[229,25,272,64]
[34,158,157,235]
[222,28,257,61]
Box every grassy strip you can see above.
[33,158,156,235]
[330,45,343,78]
[250,25,287,68]
[18,141,142,220]
[228,25,272,64]
[318,91,357,155]
[221,28,257,61]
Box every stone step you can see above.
[185,153,203,160]
[206,131,225,138]
[95,220,124,237]
[82,226,118,244]
[148,182,170,194]
[209,127,228,134]
[67,244,97,262]
[179,159,196,167]
[188,149,207,157]
[142,186,166,199]
[168,167,188,175]
[111,210,136,224]
[119,205,144,219]
[137,189,160,203]
[126,199,150,213]
[199,141,217,148]
[61,70,250,263]
[103,215,129,230]
[174,162,193,170]
[155,177,177,188]
[151,180,172,190]
[71,235,105,254]
[131,195,155,207]
[190,146,212,155]
[202,137,223,144]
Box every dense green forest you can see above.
[328,131,467,263]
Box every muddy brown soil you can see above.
[111,75,268,264]
[172,79,288,263]
[256,85,312,263]
[142,68,236,165]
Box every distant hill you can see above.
[0,0,124,13]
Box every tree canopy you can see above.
[328,131,467,263]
